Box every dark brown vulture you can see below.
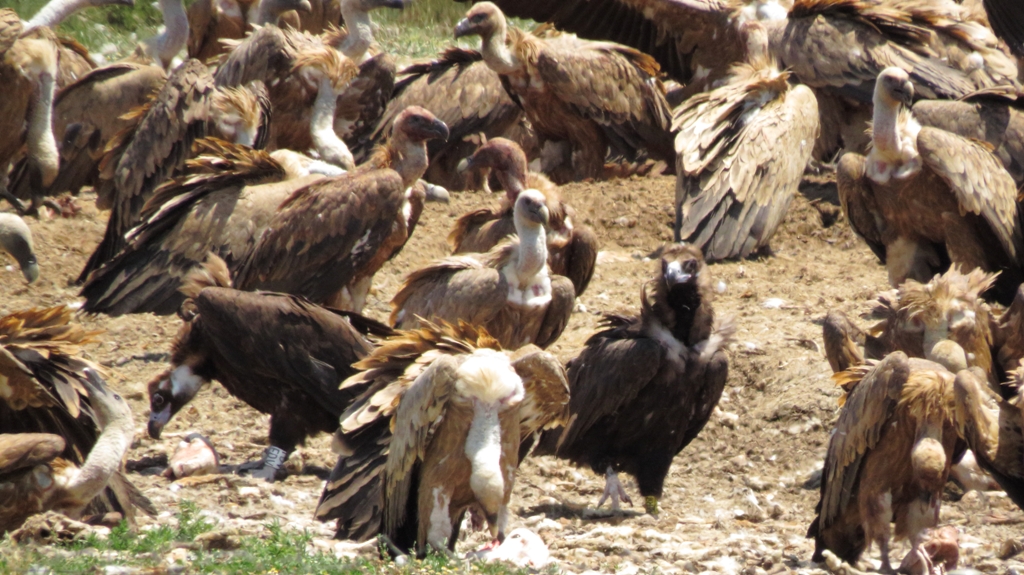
[0,306,153,533]
[453,2,673,184]
[79,140,330,316]
[913,92,1024,187]
[232,106,450,312]
[391,188,575,350]
[822,267,998,382]
[0,27,60,213]
[953,365,1024,510]
[76,60,272,284]
[838,67,1023,305]
[982,0,1024,56]
[808,352,960,574]
[0,213,40,284]
[145,255,392,481]
[315,320,568,554]
[673,22,819,261]
[358,47,524,190]
[186,0,319,63]
[552,244,730,515]
[993,285,1024,383]
[214,0,405,154]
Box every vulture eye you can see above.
[682,259,698,274]
[153,395,164,407]
[113,394,122,401]
[472,13,485,22]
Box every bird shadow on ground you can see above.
[518,500,643,524]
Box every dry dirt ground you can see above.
[2,174,1023,575]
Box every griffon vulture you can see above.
[953,365,1024,510]
[145,256,390,481]
[449,138,598,295]
[0,213,40,284]
[838,67,1023,305]
[453,2,673,183]
[553,244,731,514]
[0,306,153,533]
[187,0,318,63]
[359,47,523,189]
[822,267,998,383]
[808,352,961,574]
[315,320,568,554]
[214,0,405,153]
[391,189,575,350]
[912,92,1024,187]
[76,60,272,284]
[993,285,1024,383]
[232,106,450,312]
[673,22,819,261]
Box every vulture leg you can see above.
[823,310,867,373]
[636,451,675,515]
[246,398,317,482]
[861,490,896,574]
[597,467,632,511]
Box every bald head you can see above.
[0,213,39,283]
[875,67,914,108]
[393,106,450,143]
[454,2,505,40]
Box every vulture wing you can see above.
[0,433,65,476]
[232,169,406,304]
[334,52,396,159]
[534,275,575,349]
[984,0,1024,57]
[81,60,218,284]
[0,9,20,54]
[815,353,911,533]
[390,256,508,329]
[383,354,459,538]
[448,207,514,254]
[536,38,673,161]
[953,367,1024,509]
[316,416,391,540]
[917,126,1023,262]
[509,345,570,440]
[836,152,888,263]
[214,25,303,88]
[556,329,665,453]
[675,79,819,260]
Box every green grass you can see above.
[0,500,540,574]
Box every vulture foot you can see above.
[240,446,289,482]
[0,189,28,215]
[898,544,933,575]
[643,496,659,515]
[596,467,632,511]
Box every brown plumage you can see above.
[392,188,575,350]
[449,138,598,296]
[315,320,568,554]
[838,67,1023,304]
[983,0,1024,56]
[214,0,404,153]
[808,351,960,573]
[187,0,325,63]
[144,255,390,481]
[953,365,1024,511]
[359,47,523,189]
[913,92,1024,187]
[79,140,326,316]
[0,306,153,533]
[76,60,271,284]
[993,285,1024,384]
[551,244,731,515]
[673,22,819,260]
[232,106,449,312]
[454,2,673,183]
[822,267,997,383]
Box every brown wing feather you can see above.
[836,152,888,263]
[0,8,21,54]
[534,275,575,349]
[335,52,396,160]
[0,434,64,476]
[389,256,508,330]
[917,126,1023,262]
[509,345,569,440]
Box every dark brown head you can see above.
[146,323,211,439]
[392,106,450,143]
[458,138,527,199]
[454,2,505,40]
[646,243,713,344]
[659,243,707,291]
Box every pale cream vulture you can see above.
[0,306,153,534]
[453,2,673,184]
[808,351,961,574]
[552,244,731,515]
[838,67,1023,305]
[822,267,998,382]
[76,59,273,284]
[673,22,819,261]
[214,0,405,154]
[449,138,598,295]
[913,92,1024,187]
[391,188,575,350]
[0,213,40,284]
[359,47,524,190]
[315,320,568,554]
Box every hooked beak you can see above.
[456,156,474,173]
[148,405,171,439]
[663,260,696,286]
[894,82,914,107]
[425,119,450,142]
[454,18,474,39]
[79,368,108,394]
[21,260,39,284]
[296,0,312,12]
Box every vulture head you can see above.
[146,323,210,439]
[454,2,505,41]
[81,368,134,435]
[643,244,714,345]
[514,189,550,229]
[868,67,921,183]
[384,106,449,187]
[211,83,266,149]
[0,213,40,284]
[393,106,450,144]
[458,138,528,201]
